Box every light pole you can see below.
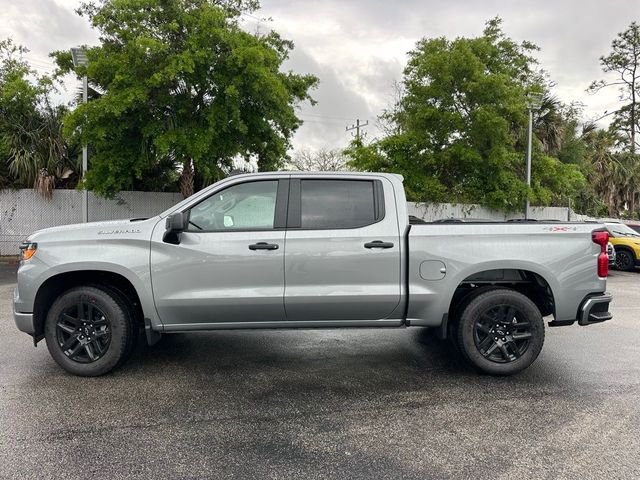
[524,92,542,220]
[70,48,89,223]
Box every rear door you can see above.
[283,176,402,321]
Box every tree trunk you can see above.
[180,158,194,198]
[608,188,616,217]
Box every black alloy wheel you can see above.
[473,304,532,363]
[56,301,111,363]
[454,288,545,375]
[615,250,635,271]
[45,286,136,376]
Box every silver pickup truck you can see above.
[14,172,613,376]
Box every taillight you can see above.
[592,230,609,277]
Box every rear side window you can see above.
[299,179,379,229]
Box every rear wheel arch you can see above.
[442,268,555,339]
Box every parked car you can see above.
[604,222,640,271]
[14,172,613,377]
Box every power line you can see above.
[240,12,262,21]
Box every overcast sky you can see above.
[1,0,636,152]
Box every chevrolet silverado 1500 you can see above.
[14,172,613,376]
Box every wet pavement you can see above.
[0,264,638,479]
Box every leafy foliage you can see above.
[346,18,586,213]
[588,22,640,154]
[53,0,318,197]
[0,39,79,196]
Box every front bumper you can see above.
[13,285,35,335]
[14,309,35,335]
[578,293,613,326]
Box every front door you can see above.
[284,177,402,321]
[151,178,288,327]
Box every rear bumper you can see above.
[578,293,613,326]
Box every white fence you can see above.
[1,189,182,255]
[407,202,595,222]
[1,188,599,256]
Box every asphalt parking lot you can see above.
[0,263,639,479]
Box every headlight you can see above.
[19,242,37,261]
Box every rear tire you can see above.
[44,286,135,376]
[454,288,545,375]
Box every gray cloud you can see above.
[1,0,634,151]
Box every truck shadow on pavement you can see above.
[120,326,474,393]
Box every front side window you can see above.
[187,181,278,231]
[300,179,376,229]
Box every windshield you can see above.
[606,223,640,238]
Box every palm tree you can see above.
[533,94,565,157]
[6,102,79,197]
[1,38,79,196]
[584,129,626,216]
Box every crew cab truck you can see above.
[13,172,613,376]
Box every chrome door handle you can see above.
[364,241,394,249]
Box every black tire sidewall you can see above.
[457,289,545,375]
[616,250,634,271]
[44,286,130,376]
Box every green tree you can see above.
[54,0,317,197]
[0,39,78,195]
[582,128,626,216]
[589,22,640,155]
[588,22,640,215]
[346,18,585,212]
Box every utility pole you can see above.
[71,48,89,223]
[346,119,368,143]
[525,107,533,220]
[524,92,542,220]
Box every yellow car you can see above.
[605,223,640,271]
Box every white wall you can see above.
[0,189,182,255]
[0,188,603,256]
[407,202,595,222]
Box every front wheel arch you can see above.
[33,270,143,343]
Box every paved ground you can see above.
[0,263,638,479]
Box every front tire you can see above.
[615,249,635,271]
[454,288,545,375]
[44,286,134,376]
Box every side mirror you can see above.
[166,212,187,233]
[163,212,187,244]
